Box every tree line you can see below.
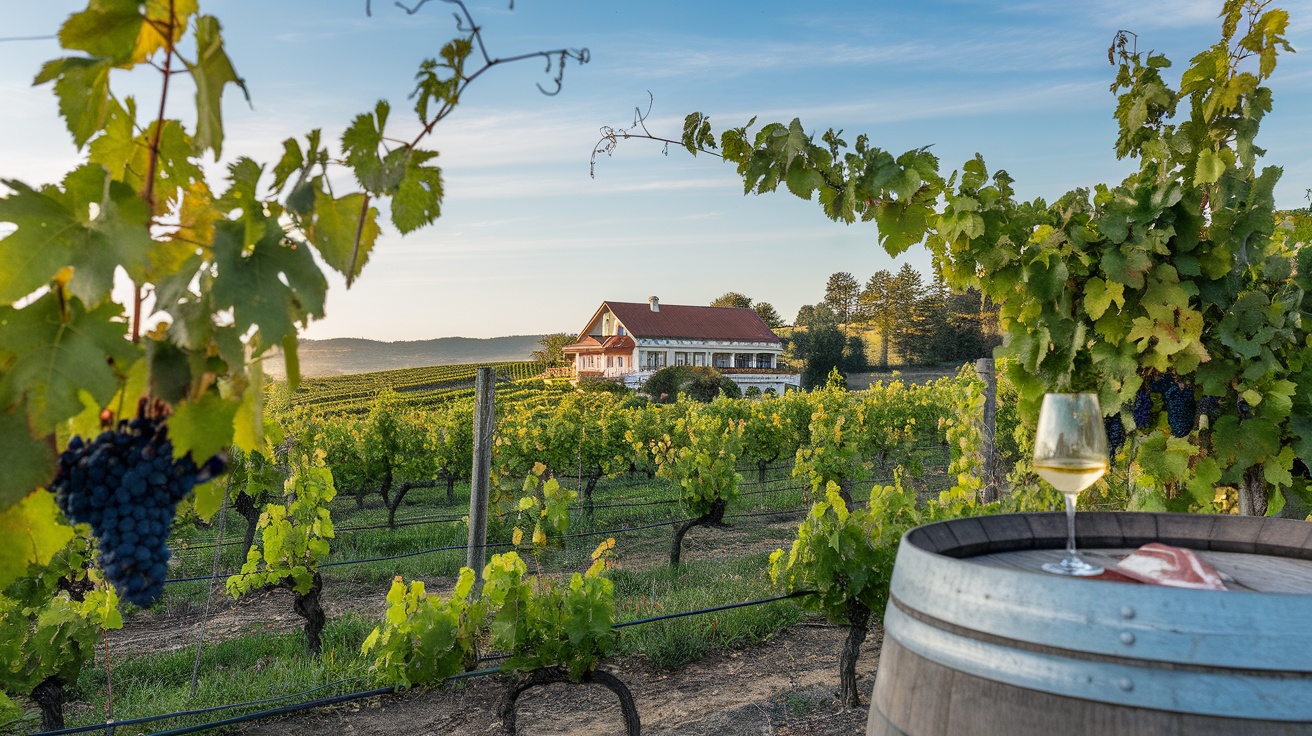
[790,265,1000,386]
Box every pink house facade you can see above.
[562,297,801,395]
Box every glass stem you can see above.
[1063,492,1078,559]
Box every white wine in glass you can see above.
[1033,393,1109,577]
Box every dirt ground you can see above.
[230,622,880,736]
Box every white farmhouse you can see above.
[562,297,801,395]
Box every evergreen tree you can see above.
[823,272,862,334]
[753,302,785,328]
[858,270,896,367]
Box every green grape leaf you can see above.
[0,292,138,431]
[57,0,143,62]
[0,166,152,307]
[280,333,300,391]
[34,57,114,149]
[192,477,226,521]
[210,220,327,351]
[232,355,264,452]
[343,101,408,194]
[305,191,380,285]
[169,391,237,462]
[1186,456,1223,505]
[0,409,57,510]
[1195,149,1226,186]
[0,492,74,589]
[391,149,443,234]
[187,15,249,160]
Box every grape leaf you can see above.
[305,191,380,285]
[133,0,199,63]
[210,220,327,350]
[0,408,57,511]
[0,492,74,590]
[57,0,143,63]
[0,292,139,431]
[34,57,114,149]
[169,391,237,462]
[187,15,249,160]
[0,166,152,307]
[391,149,443,234]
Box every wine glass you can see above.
[1033,393,1109,577]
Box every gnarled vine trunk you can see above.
[386,479,440,528]
[582,468,602,517]
[283,573,326,656]
[439,467,457,504]
[235,490,261,555]
[840,599,872,708]
[1239,464,1268,517]
[31,675,64,731]
[499,666,639,736]
[670,497,728,566]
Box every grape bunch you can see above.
[49,402,226,608]
[1163,383,1197,438]
[1198,395,1221,419]
[1104,414,1126,460]
[1131,387,1154,429]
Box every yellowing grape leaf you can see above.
[0,491,74,590]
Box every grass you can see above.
[19,453,948,733]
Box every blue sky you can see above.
[4,0,1312,341]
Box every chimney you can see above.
[648,296,660,312]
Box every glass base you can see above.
[1042,554,1104,577]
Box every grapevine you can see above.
[1164,382,1197,438]
[49,401,224,608]
[1105,414,1126,460]
[1130,387,1154,431]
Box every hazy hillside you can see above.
[264,335,550,378]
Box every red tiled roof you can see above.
[604,302,781,344]
[563,335,601,353]
[564,334,636,354]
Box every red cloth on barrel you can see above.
[1112,543,1227,590]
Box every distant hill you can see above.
[264,335,551,378]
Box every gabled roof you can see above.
[563,334,635,354]
[602,301,781,344]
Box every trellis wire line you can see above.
[28,676,371,736]
[170,512,469,553]
[166,496,815,585]
[189,473,233,697]
[614,589,816,628]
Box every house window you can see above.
[617,356,624,368]
[587,355,595,368]
[617,326,626,336]
[756,353,773,369]
[645,351,666,370]
[735,353,751,368]
[713,353,730,369]
[607,356,614,368]
[674,352,689,366]
[694,353,706,367]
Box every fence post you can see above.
[976,358,999,503]
[468,366,495,589]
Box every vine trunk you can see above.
[840,599,872,708]
[283,573,326,656]
[670,497,727,566]
[31,675,64,731]
[498,666,640,736]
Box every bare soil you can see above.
[230,622,881,736]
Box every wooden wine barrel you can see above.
[868,512,1312,736]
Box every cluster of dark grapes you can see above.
[49,402,225,608]
[1198,394,1221,419]
[1163,382,1197,438]
[1104,414,1126,459]
[1131,387,1154,429]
